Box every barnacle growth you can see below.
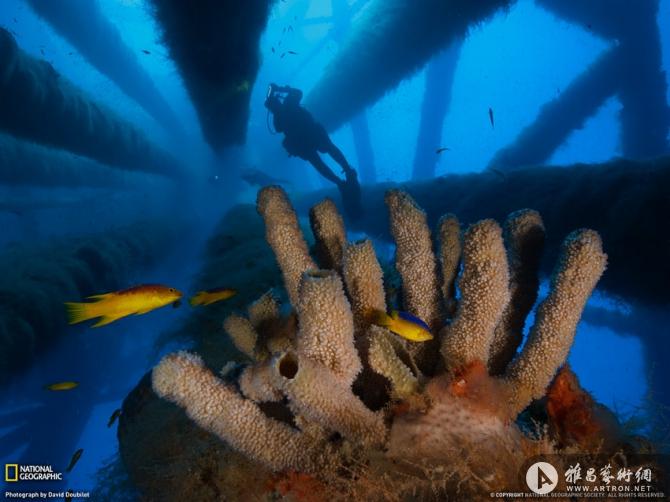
[152,186,652,500]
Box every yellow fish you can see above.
[373,310,434,342]
[65,284,182,328]
[44,381,79,391]
[189,287,237,307]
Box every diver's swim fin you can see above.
[338,168,362,220]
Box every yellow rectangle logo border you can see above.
[5,463,19,482]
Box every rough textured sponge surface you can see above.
[441,220,510,371]
[142,188,624,501]
[504,229,607,414]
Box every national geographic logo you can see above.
[5,464,18,482]
[4,464,63,481]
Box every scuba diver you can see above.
[264,83,361,217]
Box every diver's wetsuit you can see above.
[267,87,356,187]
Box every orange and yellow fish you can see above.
[189,287,237,307]
[65,284,182,328]
[373,310,434,342]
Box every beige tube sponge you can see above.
[488,210,545,375]
[309,198,347,271]
[367,325,419,399]
[276,351,387,447]
[385,190,443,330]
[222,314,258,360]
[342,239,386,333]
[238,359,282,402]
[437,213,461,318]
[152,351,336,473]
[295,270,361,385]
[245,290,282,360]
[264,314,296,354]
[441,220,510,371]
[257,186,316,305]
[504,229,607,414]
[247,290,280,331]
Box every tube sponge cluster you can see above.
[0,220,177,384]
[150,187,637,499]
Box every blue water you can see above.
[1,0,669,497]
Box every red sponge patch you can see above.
[546,366,621,450]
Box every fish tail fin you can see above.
[189,292,204,306]
[372,310,391,327]
[64,302,98,325]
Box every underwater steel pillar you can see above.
[495,0,670,169]
[26,0,182,136]
[0,29,184,178]
[412,41,462,180]
[296,156,670,308]
[488,48,621,170]
[0,220,181,386]
[350,113,376,185]
[149,0,272,152]
[582,303,670,443]
[305,0,511,131]
[616,1,670,159]
[0,133,145,188]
